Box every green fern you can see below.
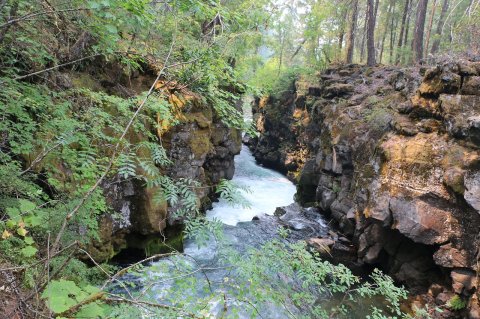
[138,159,160,178]
[150,144,172,166]
[216,179,251,208]
[117,151,137,179]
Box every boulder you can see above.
[458,62,480,76]
[464,172,480,213]
[443,167,466,194]
[410,95,442,118]
[440,94,480,143]
[433,243,472,268]
[89,86,241,262]
[274,202,302,217]
[324,83,354,98]
[418,70,461,97]
[307,237,335,253]
[461,76,480,95]
[469,295,480,319]
[416,118,443,133]
[451,269,477,294]
[389,197,456,245]
[279,204,321,232]
[308,86,323,96]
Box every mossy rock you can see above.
[70,72,105,92]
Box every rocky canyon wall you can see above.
[46,62,242,262]
[248,62,480,318]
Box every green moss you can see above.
[70,72,104,92]
[190,130,212,158]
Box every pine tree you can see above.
[367,0,377,66]
[431,0,450,54]
[413,0,429,63]
[346,0,359,63]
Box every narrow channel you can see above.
[113,139,329,318]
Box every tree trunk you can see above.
[430,0,449,54]
[389,1,398,64]
[278,29,285,75]
[424,0,437,58]
[374,0,380,26]
[413,0,429,63]
[346,0,359,63]
[360,5,368,62]
[367,0,376,66]
[338,6,348,55]
[290,38,307,61]
[404,0,413,47]
[396,0,410,64]
[379,0,395,63]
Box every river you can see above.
[206,144,297,225]
[113,143,330,318]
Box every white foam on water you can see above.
[206,145,297,225]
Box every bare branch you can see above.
[56,292,105,318]
[11,53,103,82]
[0,7,90,29]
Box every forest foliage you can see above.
[248,0,480,87]
[0,0,477,318]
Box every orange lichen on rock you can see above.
[153,80,202,136]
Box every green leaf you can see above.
[42,280,83,313]
[21,245,37,257]
[24,214,43,227]
[17,227,27,237]
[19,199,36,212]
[46,295,76,314]
[6,207,21,222]
[41,280,107,316]
[83,285,101,294]
[6,220,16,229]
[23,236,34,245]
[76,302,106,318]
[105,24,118,34]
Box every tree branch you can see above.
[12,53,103,81]
[0,7,90,29]
[56,292,105,318]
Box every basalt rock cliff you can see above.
[37,61,242,262]
[248,62,480,318]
